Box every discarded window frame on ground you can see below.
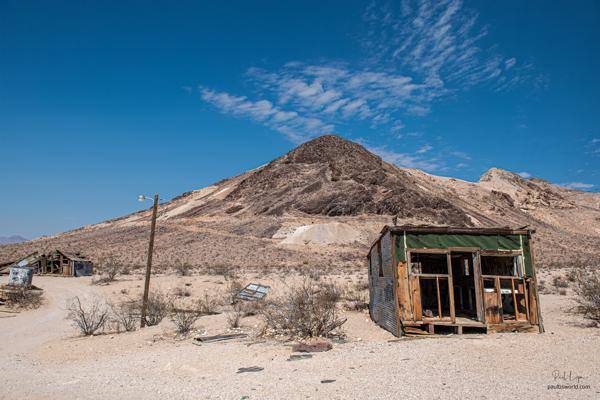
[236,283,271,301]
[368,225,544,336]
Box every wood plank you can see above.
[495,277,503,322]
[446,253,456,323]
[511,278,519,321]
[396,262,412,320]
[473,252,485,323]
[528,237,544,332]
[410,275,422,321]
[436,276,442,319]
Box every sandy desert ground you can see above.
[1,271,599,400]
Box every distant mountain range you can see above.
[1,135,599,269]
[0,235,28,245]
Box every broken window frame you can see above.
[407,249,455,322]
[480,252,529,323]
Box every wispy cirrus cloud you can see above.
[517,171,532,179]
[200,0,539,170]
[561,182,595,190]
[355,139,441,171]
[587,138,600,155]
[200,88,334,142]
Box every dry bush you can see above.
[553,275,569,288]
[174,260,193,276]
[196,292,220,315]
[92,255,122,285]
[109,300,138,332]
[226,303,244,328]
[207,264,232,276]
[573,270,600,325]
[2,288,43,310]
[170,307,201,336]
[66,296,110,336]
[173,286,191,297]
[260,279,346,338]
[142,292,173,326]
[225,274,243,304]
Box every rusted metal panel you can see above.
[381,231,393,277]
[368,235,399,336]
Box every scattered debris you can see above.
[236,283,270,301]
[403,327,431,336]
[291,338,332,353]
[237,366,264,373]
[192,333,247,345]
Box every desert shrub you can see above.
[553,276,569,288]
[225,274,243,304]
[173,286,191,297]
[66,296,110,336]
[174,261,192,276]
[354,280,369,292]
[260,279,346,338]
[196,292,220,315]
[2,288,43,310]
[207,264,232,276]
[109,300,138,332]
[342,288,369,312]
[142,291,172,326]
[226,303,244,328]
[92,256,122,285]
[170,307,201,336]
[573,270,600,324]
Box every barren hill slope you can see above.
[2,135,599,270]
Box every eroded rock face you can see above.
[223,135,471,225]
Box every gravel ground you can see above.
[1,275,599,399]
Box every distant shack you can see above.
[368,225,543,336]
[0,250,93,277]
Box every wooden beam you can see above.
[446,253,456,323]
[495,277,503,322]
[473,252,485,323]
[511,278,519,321]
[436,276,442,319]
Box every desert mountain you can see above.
[0,235,27,245]
[1,135,599,270]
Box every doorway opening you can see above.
[450,252,478,321]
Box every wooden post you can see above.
[140,193,159,328]
[436,276,442,319]
[446,253,456,323]
[511,278,519,321]
[529,237,545,333]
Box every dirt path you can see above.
[0,277,97,355]
[1,276,599,399]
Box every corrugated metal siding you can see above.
[368,232,399,336]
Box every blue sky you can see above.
[1,0,599,238]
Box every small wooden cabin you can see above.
[0,250,93,277]
[368,225,543,336]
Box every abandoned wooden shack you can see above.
[368,225,543,336]
[0,250,93,277]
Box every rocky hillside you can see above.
[1,135,599,270]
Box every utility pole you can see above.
[140,193,159,328]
